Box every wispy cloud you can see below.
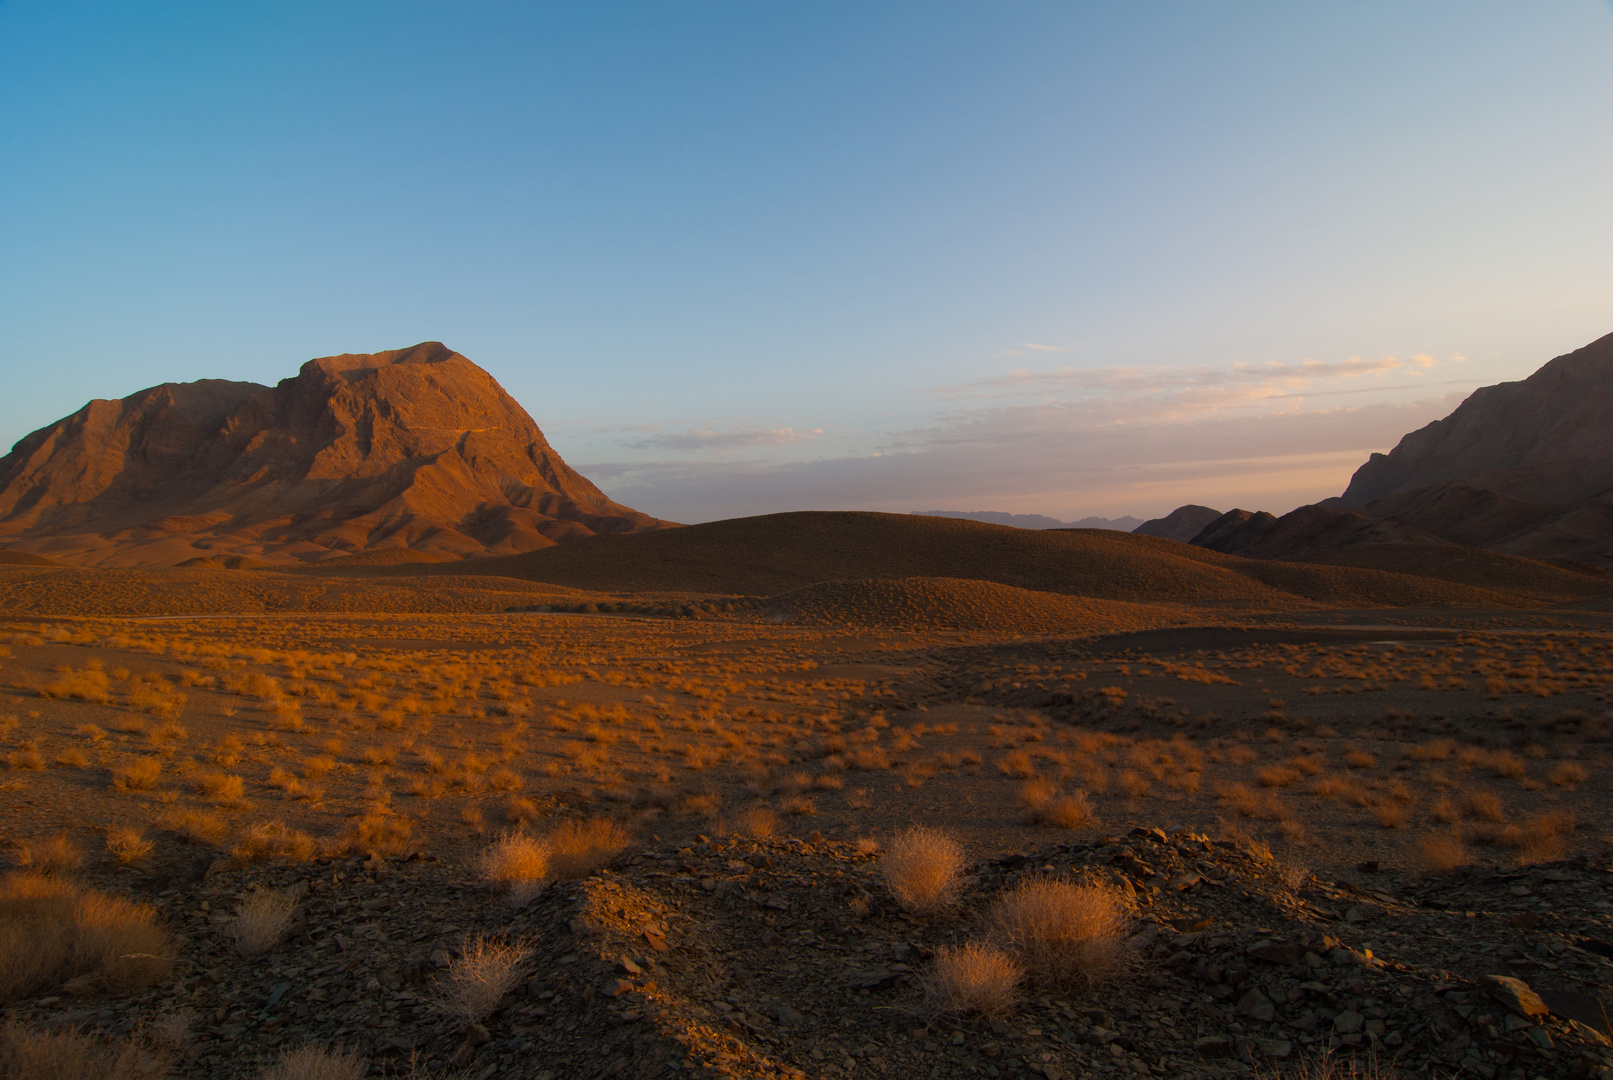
[621,425,825,452]
[586,392,1469,524]
[933,353,1463,424]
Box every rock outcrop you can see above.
[0,342,671,566]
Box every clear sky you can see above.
[3,2,1611,524]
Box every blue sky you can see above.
[3,1,1611,523]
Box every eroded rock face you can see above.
[1342,331,1613,508]
[0,342,671,565]
[1189,331,1613,565]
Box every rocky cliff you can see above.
[0,342,672,566]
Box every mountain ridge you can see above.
[0,342,672,566]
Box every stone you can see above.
[1248,941,1304,965]
[1478,975,1549,1019]
[1256,1039,1293,1059]
[1333,1011,1365,1034]
[776,1005,803,1025]
[1237,989,1276,1023]
[1194,1036,1233,1057]
[619,957,642,975]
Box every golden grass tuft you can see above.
[231,821,319,866]
[546,817,632,879]
[880,826,965,915]
[1418,832,1471,872]
[344,812,414,857]
[435,935,533,1023]
[0,872,173,1002]
[196,772,246,804]
[18,833,82,876]
[1548,761,1590,788]
[478,832,550,904]
[110,757,162,791]
[157,808,228,845]
[927,942,1022,1018]
[227,888,298,956]
[988,878,1131,991]
[0,1021,172,1080]
[105,828,152,865]
[257,1044,368,1080]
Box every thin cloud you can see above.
[934,354,1462,417]
[622,425,825,452]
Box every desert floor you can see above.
[3,566,1613,1079]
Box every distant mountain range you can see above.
[912,510,1144,532]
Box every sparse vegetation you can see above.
[435,935,533,1023]
[0,872,173,1001]
[880,826,964,915]
[227,888,298,956]
[928,942,1022,1018]
[988,878,1131,991]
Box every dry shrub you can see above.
[1020,781,1094,829]
[227,888,297,956]
[478,832,550,904]
[1460,789,1505,822]
[1343,749,1378,769]
[1256,766,1302,788]
[680,792,721,818]
[781,794,816,816]
[1429,797,1460,824]
[56,747,89,769]
[232,822,318,866]
[737,806,778,837]
[1549,761,1590,788]
[1419,833,1471,872]
[435,935,533,1023]
[257,1044,367,1080]
[1115,769,1150,798]
[196,772,246,804]
[1407,739,1455,761]
[488,767,524,792]
[345,812,413,856]
[158,809,228,845]
[988,878,1131,991]
[110,757,162,791]
[546,817,631,879]
[928,942,1021,1018]
[880,827,964,915]
[1485,750,1527,778]
[18,833,82,876]
[849,746,891,771]
[0,873,173,1001]
[1372,801,1407,829]
[1506,810,1576,864]
[0,1021,171,1080]
[997,750,1035,778]
[105,828,152,865]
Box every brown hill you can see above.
[437,510,1570,609]
[771,576,1195,635]
[1132,504,1222,542]
[0,342,671,567]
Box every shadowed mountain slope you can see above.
[1133,504,1222,542]
[0,342,671,566]
[439,510,1582,608]
[1190,331,1613,567]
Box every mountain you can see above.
[912,510,1144,531]
[0,342,672,566]
[1192,330,1613,566]
[1132,505,1222,542]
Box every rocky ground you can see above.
[10,828,1613,1079]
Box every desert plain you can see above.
[4,510,1613,1080]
